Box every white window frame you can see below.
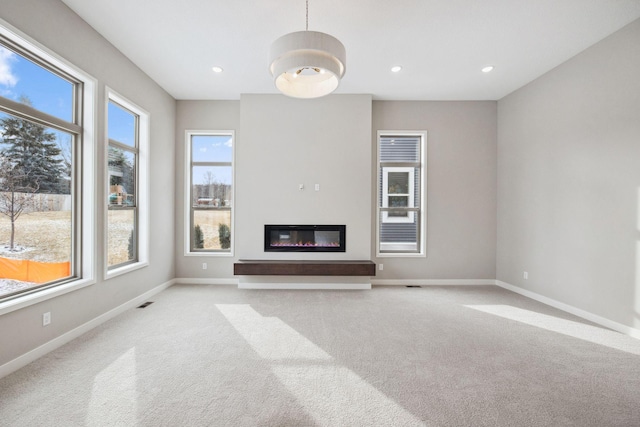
[376,131,426,258]
[0,19,96,315]
[382,166,415,223]
[184,130,235,257]
[104,88,149,279]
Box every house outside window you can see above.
[0,23,95,307]
[185,131,234,255]
[382,167,415,223]
[377,132,426,256]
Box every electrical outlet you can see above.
[524,271,528,280]
[202,263,207,270]
[379,264,384,271]
[42,312,51,326]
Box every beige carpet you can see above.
[1,284,639,426]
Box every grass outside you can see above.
[0,210,232,263]
[107,209,134,266]
[0,211,133,296]
[0,210,136,264]
[0,209,232,297]
[0,210,72,297]
[0,211,72,263]
[193,210,231,250]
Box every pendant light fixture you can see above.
[269,0,346,99]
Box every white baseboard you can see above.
[0,279,175,380]
[177,278,492,288]
[372,279,496,286]
[174,278,238,285]
[495,280,640,340]
[238,282,371,290]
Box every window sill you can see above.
[376,249,426,258]
[0,277,96,316]
[184,251,234,257]
[105,261,149,280]
[377,242,425,257]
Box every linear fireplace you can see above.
[264,224,346,252]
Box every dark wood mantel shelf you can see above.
[234,260,376,276]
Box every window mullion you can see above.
[192,161,232,167]
[109,138,138,153]
[0,96,81,134]
[380,161,421,168]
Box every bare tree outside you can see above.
[0,156,40,250]
[204,170,215,199]
[0,98,67,252]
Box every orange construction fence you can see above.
[0,257,70,283]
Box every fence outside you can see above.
[0,192,71,213]
[0,257,70,283]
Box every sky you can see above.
[0,44,76,169]
[0,45,137,172]
[108,101,135,147]
[191,135,233,185]
[0,45,133,147]
[1,44,233,188]
[0,45,73,122]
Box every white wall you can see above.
[237,94,372,260]
[0,0,176,367]
[175,96,373,284]
[497,19,640,329]
[372,101,497,281]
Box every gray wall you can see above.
[372,101,497,280]
[497,19,640,329]
[175,100,240,279]
[0,0,176,366]
[175,98,497,282]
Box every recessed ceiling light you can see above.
[212,66,223,73]
[391,66,403,73]
[481,65,494,73]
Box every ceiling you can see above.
[60,0,640,101]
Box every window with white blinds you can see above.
[377,132,426,256]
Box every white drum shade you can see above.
[269,31,346,98]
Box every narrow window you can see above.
[0,25,95,305]
[186,132,234,254]
[377,132,426,256]
[106,90,148,277]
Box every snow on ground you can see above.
[0,245,32,256]
[0,246,37,297]
[0,279,36,296]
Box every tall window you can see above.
[377,132,426,256]
[0,24,95,305]
[186,131,234,254]
[106,90,148,276]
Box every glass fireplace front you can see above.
[264,224,346,252]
